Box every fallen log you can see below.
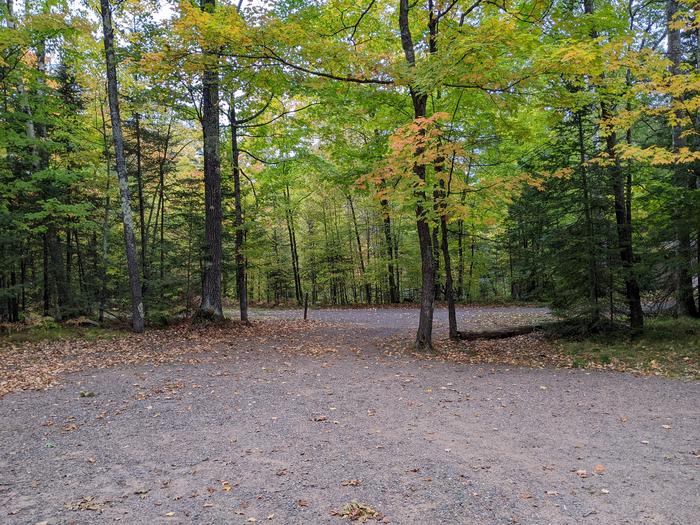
[457,324,542,341]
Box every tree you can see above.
[100,0,144,332]
[196,0,224,321]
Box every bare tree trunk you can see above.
[100,0,144,332]
[196,0,224,320]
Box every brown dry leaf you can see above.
[333,500,382,522]
[575,469,588,478]
[221,480,232,492]
[341,479,361,487]
[593,464,606,475]
[64,496,103,512]
[297,499,308,507]
[0,319,343,398]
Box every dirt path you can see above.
[1,307,698,524]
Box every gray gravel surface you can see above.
[1,307,698,524]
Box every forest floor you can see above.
[1,306,698,524]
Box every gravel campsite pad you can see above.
[1,306,698,524]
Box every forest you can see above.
[1,0,699,350]
[2,2,700,523]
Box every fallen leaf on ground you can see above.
[333,500,382,522]
[64,496,103,512]
[341,479,361,486]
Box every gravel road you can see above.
[1,306,697,524]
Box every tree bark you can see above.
[196,0,224,320]
[100,0,144,332]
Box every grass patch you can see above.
[555,316,700,378]
[0,319,124,347]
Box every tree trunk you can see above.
[229,99,248,322]
[381,199,399,303]
[347,194,371,304]
[196,0,224,320]
[46,227,71,320]
[435,158,458,339]
[134,112,149,297]
[584,0,643,329]
[456,193,465,300]
[440,215,458,339]
[604,118,644,330]
[42,233,50,316]
[400,0,435,350]
[100,0,144,332]
[285,183,302,304]
[98,101,111,323]
[66,228,72,289]
[74,230,85,295]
